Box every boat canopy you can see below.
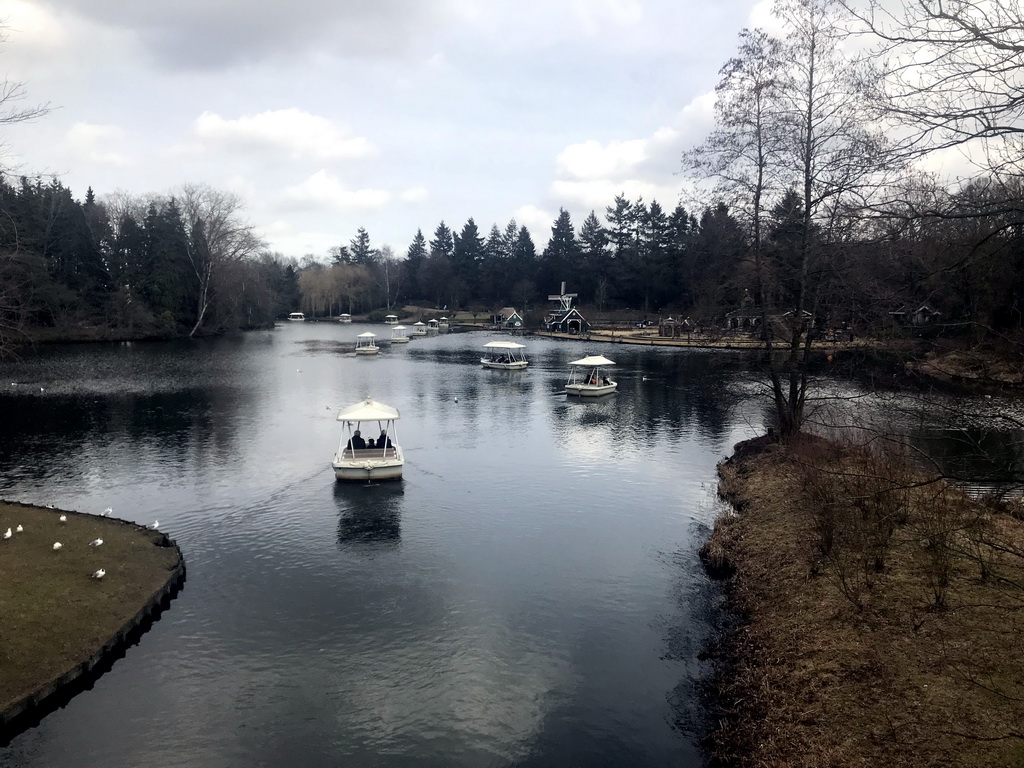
[357,332,376,338]
[336,397,400,422]
[392,325,406,330]
[413,321,426,326]
[569,355,616,367]
[483,341,526,350]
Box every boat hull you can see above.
[355,346,379,355]
[565,382,617,397]
[391,337,410,344]
[481,359,528,370]
[332,461,404,481]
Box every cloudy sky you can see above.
[1,0,771,259]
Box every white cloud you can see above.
[514,204,555,241]
[191,110,374,161]
[64,123,132,166]
[400,187,429,203]
[282,170,390,211]
[556,139,649,182]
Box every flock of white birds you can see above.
[2,506,161,581]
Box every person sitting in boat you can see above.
[349,430,366,450]
[378,431,392,449]
[367,438,376,450]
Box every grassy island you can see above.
[0,501,184,733]
[703,436,1024,768]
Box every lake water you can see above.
[0,323,781,766]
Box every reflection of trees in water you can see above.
[334,482,404,550]
[0,388,241,485]
[547,351,747,448]
[914,427,1024,488]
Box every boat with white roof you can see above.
[391,325,410,344]
[332,397,404,481]
[564,355,617,396]
[355,332,380,355]
[481,340,529,370]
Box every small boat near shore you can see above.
[391,325,410,344]
[481,340,528,370]
[384,314,399,325]
[338,313,352,323]
[287,312,305,321]
[355,332,379,355]
[565,355,617,396]
[412,322,427,336]
[332,397,404,481]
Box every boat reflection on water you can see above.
[333,481,404,550]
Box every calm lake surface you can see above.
[0,323,807,766]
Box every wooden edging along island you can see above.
[0,501,186,743]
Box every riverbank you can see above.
[702,435,1024,768]
[0,502,185,739]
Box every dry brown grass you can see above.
[0,502,181,713]
[705,438,1024,768]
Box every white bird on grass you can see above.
[53,542,62,551]
[147,520,160,530]
[15,524,23,532]
[89,538,103,547]
[59,514,67,522]
[3,528,10,540]
[91,569,105,579]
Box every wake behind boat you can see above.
[481,340,528,370]
[565,355,617,396]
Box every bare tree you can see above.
[176,184,264,337]
[845,0,1024,180]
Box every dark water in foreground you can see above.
[0,323,770,767]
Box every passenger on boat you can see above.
[378,431,392,449]
[367,438,376,450]
[349,430,366,450]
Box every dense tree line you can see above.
[0,177,299,348]
[4,0,1024,382]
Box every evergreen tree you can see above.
[402,229,428,301]
[452,218,485,302]
[429,221,454,259]
[538,209,581,298]
[349,227,373,264]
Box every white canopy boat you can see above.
[439,316,450,329]
[565,354,617,396]
[332,397,404,481]
[391,325,410,344]
[355,332,380,355]
[481,340,529,370]
[427,318,439,333]
[287,312,305,321]
[338,313,352,323]
[411,321,428,336]
[384,314,399,324]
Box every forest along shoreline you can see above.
[699,434,1024,768]
[0,502,185,744]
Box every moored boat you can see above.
[427,318,439,333]
[391,325,410,344]
[384,314,399,325]
[481,340,529,370]
[332,397,404,481]
[439,316,450,330]
[287,312,305,321]
[565,355,617,396]
[338,313,352,323]
[411,321,427,336]
[355,332,380,355]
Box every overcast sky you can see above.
[1,0,772,259]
